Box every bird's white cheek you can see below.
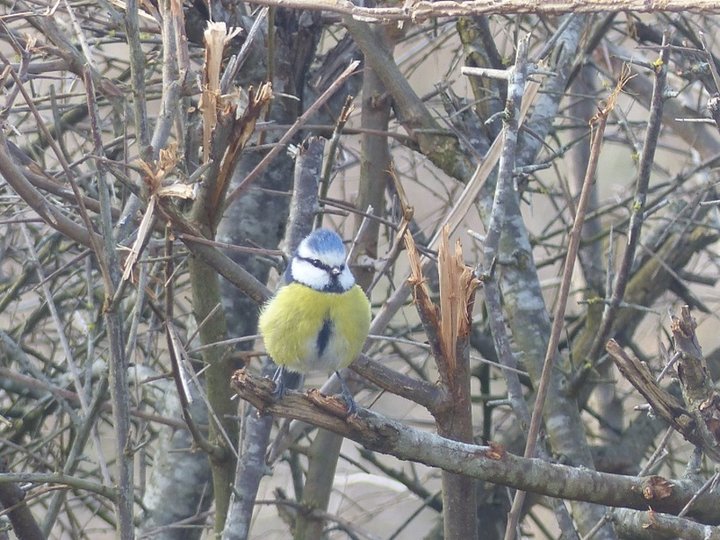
[338,267,355,290]
[291,259,329,289]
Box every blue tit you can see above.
[258,228,371,413]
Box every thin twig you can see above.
[85,62,135,540]
[0,473,118,501]
[504,50,616,540]
[678,472,720,518]
[0,52,104,256]
[587,35,670,364]
[220,7,268,94]
[223,60,361,211]
[19,224,89,415]
[164,229,222,458]
[316,94,354,230]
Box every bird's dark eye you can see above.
[311,259,321,267]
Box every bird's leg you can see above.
[271,366,303,401]
[272,365,287,400]
[335,370,358,416]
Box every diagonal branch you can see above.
[231,368,720,526]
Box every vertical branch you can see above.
[165,230,223,458]
[480,38,526,264]
[187,23,271,536]
[438,230,479,540]
[170,0,190,87]
[352,23,394,274]
[292,430,344,540]
[285,138,327,248]
[294,26,396,534]
[200,23,239,165]
[222,137,325,540]
[85,69,134,540]
[405,227,479,540]
[316,95,355,230]
[479,36,529,540]
[124,0,150,157]
[188,255,235,534]
[588,35,670,363]
[479,36,532,423]
[671,307,720,459]
[504,79,613,540]
[150,0,181,154]
[276,138,330,540]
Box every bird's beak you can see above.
[331,266,342,277]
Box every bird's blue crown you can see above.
[302,228,346,258]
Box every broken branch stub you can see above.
[404,226,479,386]
[607,305,720,462]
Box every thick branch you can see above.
[231,369,720,526]
[243,0,720,22]
[0,463,44,540]
[0,134,98,249]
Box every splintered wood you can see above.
[200,22,242,164]
[405,225,479,377]
[438,226,479,371]
[607,306,720,462]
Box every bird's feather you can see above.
[258,282,371,374]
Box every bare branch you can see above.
[241,0,720,21]
[231,368,720,526]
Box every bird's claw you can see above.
[271,365,287,400]
[336,370,359,416]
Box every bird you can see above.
[258,228,372,414]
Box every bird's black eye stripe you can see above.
[300,256,331,272]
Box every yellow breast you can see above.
[258,283,371,374]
